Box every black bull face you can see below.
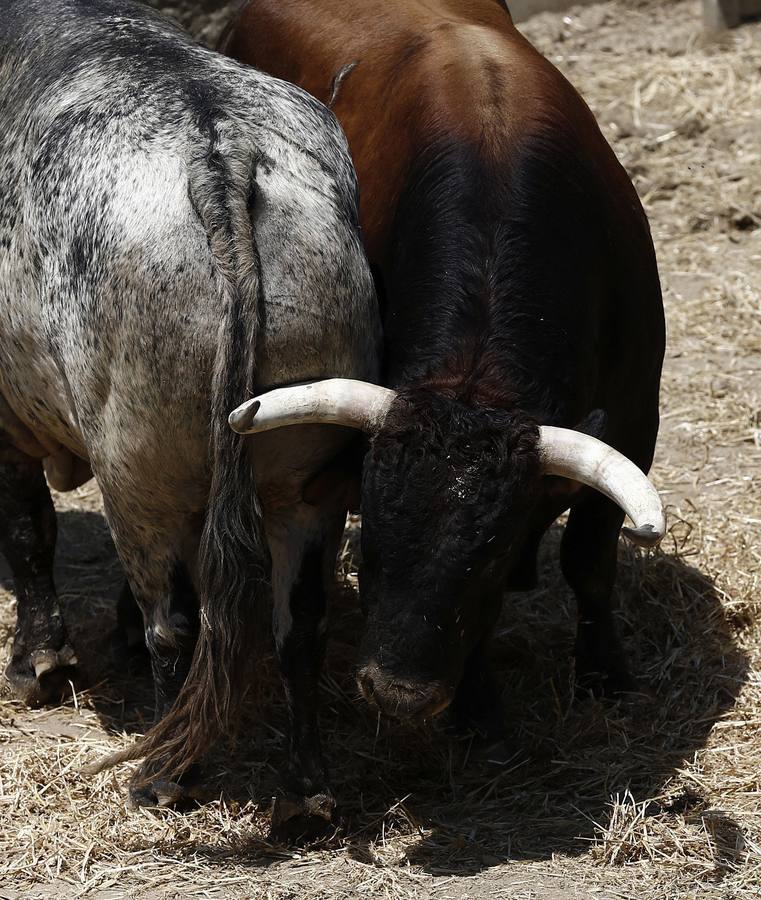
[356,394,545,720]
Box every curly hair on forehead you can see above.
[372,387,541,460]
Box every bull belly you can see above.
[0,350,95,490]
[0,352,87,461]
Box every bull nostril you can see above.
[358,668,377,700]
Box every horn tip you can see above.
[622,523,664,548]
[229,400,261,434]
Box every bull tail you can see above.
[91,131,269,783]
[82,743,145,776]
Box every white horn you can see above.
[539,426,665,547]
[229,379,396,435]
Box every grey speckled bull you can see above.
[0,0,379,820]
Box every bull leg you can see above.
[449,639,505,741]
[560,493,632,696]
[96,494,200,805]
[267,503,345,843]
[142,563,199,724]
[0,431,77,706]
[446,583,508,759]
[110,580,148,664]
[127,566,200,806]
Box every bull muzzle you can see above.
[357,662,454,721]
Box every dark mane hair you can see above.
[383,133,612,423]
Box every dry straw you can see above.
[1,1,760,897]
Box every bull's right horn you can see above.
[538,426,665,547]
[229,379,396,435]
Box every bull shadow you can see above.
[0,504,748,880]
[332,522,749,879]
[162,518,748,881]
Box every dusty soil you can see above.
[2,1,760,898]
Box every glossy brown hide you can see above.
[224,0,638,268]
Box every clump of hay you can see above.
[1,1,760,898]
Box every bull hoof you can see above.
[269,791,337,845]
[130,777,187,808]
[574,630,635,700]
[128,766,209,809]
[5,644,78,707]
[574,666,636,700]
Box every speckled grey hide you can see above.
[0,0,379,669]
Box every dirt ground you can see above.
[1,0,760,898]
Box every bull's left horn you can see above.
[229,379,396,435]
[538,426,665,547]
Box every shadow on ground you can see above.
[0,506,749,879]
[336,526,748,878]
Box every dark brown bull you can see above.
[129,0,665,839]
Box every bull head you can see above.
[230,379,665,722]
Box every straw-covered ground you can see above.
[1,0,760,897]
